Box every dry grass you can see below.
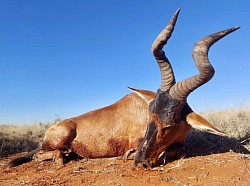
[0,121,55,158]
[185,107,250,156]
[0,108,249,158]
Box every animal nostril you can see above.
[142,162,150,169]
[134,162,144,168]
[134,158,151,168]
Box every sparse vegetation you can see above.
[0,121,56,158]
[185,108,250,157]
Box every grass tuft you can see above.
[0,121,57,157]
[185,108,250,156]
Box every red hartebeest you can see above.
[8,9,239,168]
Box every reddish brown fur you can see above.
[144,112,191,165]
[150,119,191,165]
[38,90,193,166]
[71,142,92,158]
[150,113,171,139]
[42,120,76,150]
[36,91,156,165]
[10,89,214,167]
[107,138,129,156]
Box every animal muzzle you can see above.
[133,121,158,168]
[134,157,152,168]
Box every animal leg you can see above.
[33,149,63,167]
[121,149,136,160]
[7,148,41,167]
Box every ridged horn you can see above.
[151,8,180,92]
[169,26,240,101]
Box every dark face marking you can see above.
[149,89,182,124]
[134,89,193,167]
[134,121,158,167]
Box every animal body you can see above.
[8,9,239,168]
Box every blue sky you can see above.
[1,1,249,124]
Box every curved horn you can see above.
[151,8,180,92]
[169,26,240,101]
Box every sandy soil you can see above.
[1,151,249,186]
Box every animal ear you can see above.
[186,112,227,137]
[127,86,155,103]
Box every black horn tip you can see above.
[215,26,240,37]
[166,8,181,32]
[194,26,241,49]
[172,8,181,20]
[233,26,241,30]
[127,86,135,91]
[210,26,240,41]
[226,26,241,34]
[210,26,241,44]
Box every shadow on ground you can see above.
[185,129,250,157]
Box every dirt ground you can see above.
[0,151,249,186]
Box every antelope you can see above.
[8,9,239,168]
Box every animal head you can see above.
[134,9,240,168]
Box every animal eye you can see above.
[162,125,171,132]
